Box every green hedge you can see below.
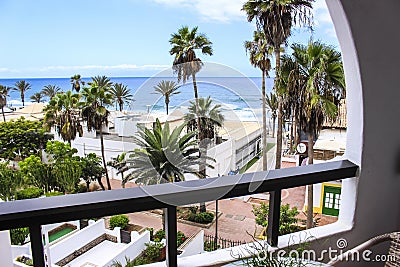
[16,187,44,200]
[188,211,214,224]
[109,214,129,230]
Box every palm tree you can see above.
[242,0,313,169]
[284,41,345,228]
[153,80,180,115]
[107,153,128,188]
[41,85,62,100]
[184,96,223,212]
[184,97,224,143]
[169,26,213,179]
[30,92,43,103]
[43,91,83,144]
[110,83,133,111]
[244,30,272,171]
[125,119,206,185]
[266,92,278,138]
[71,74,85,93]
[0,85,11,122]
[13,80,32,107]
[80,76,114,190]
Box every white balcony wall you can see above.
[103,231,151,267]
[206,139,235,177]
[178,230,204,258]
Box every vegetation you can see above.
[252,202,300,236]
[0,119,52,160]
[19,155,54,192]
[188,211,214,224]
[151,229,187,247]
[244,30,272,171]
[0,85,11,122]
[242,0,314,170]
[266,92,278,138]
[107,153,128,188]
[82,153,105,190]
[81,76,114,190]
[153,80,180,115]
[13,80,31,107]
[109,214,130,230]
[0,162,21,201]
[111,83,134,111]
[125,119,207,185]
[41,84,62,100]
[44,91,83,144]
[279,41,345,228]
[70,74,85,92]
[10,228,29,245]
[30,92,43,103]
[169,26,213,179]
[15,187,44,200]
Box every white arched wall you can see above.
[312,0,400,265]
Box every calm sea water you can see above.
[0,77,275,121]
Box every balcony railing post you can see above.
[267,190,281,246]
[29,223,45,267]
[165,206,177,267]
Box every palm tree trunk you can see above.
[275,48,283,170]
[166,102,169,115]
[97,177,106,191]
[290,113,294,152]
[261,70,268,171]
[1,106,5,122]
[99,128,112,190]
[272,117,276,138]
[21,93,25,107]
[121,172,125,189]
[306,131,314,229]
[192,73,207,213]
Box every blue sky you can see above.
[0,0,339,78]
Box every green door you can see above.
[322,186,341,216]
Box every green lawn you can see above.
[48,227,74,243]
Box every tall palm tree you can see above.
[80,77,114,190]
[13,80,32,107]
[283,41,345,228]
[70,74,85,93]
[110,83,133,111]
[30,92,43,103]
[43,91,83,144]
[242,0,313,169]
[41,85,62,100]
[266,92,278,138]
[184,96,223,212]
[153,80,180,115]
[0,85,11,122]
[245,30,272,171]
[169,26,213,178]
[125,119,206,185]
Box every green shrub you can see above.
[10,228,29,245]
[177,231,186,247]
[153,229,165,242]
[16,187,44,200]
[45,191,63,197]
[146,227,154,240]
[188,211,214,224]
[109,214,129,230]
[16,256,34,266]
[252,203,300,235]
[144,242,163,261]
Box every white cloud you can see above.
[152,0,246,23]
[313,0,336,37]
[34,64,170,72]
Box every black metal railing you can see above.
[0,160,358,267]
[204,234,246,251]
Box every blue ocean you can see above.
[0,77,275,121]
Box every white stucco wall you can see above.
[0,231,13,267]
[103,231,151,267]
[178,230,204,258]
[207,139,235,177]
